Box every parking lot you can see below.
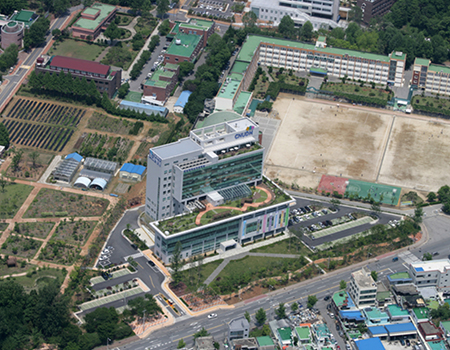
[191,0,234,19]
[290,197,400,249]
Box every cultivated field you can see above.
[267,96,450,192]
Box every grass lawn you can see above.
[412,95,450,114]
[0,183,34,219]
[322,82,392,99]
[38,240,81,265]
[124,91,143,103]
[7,268,67,292]
[253,188,268,203]
[49,39,105,61]
[0,262,37,277]
[200,209,241,225]
[0,235,42,259]
[250,237,311,256]
[53,220,98,245]
[180,259,224,288]
[24,188,109,218]
[12,222,55,239]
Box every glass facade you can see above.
[181,151,263,200]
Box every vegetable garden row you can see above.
[1,120,74,152]
[6,99,85,127]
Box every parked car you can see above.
[323,295,331,301]
[147,260,155,267]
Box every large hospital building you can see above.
[145,112,294,263]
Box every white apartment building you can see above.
[250,0,341,29]
[411,57,450,96]
[408,259,450,293]
[348,267,378,307]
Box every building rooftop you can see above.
[196,336,215,350]
[429,64,450,75]
[217,78,242,100]
[164,63,179,71]
[232,338,258,348]
[355,337,385,350]
[49,55,110,76]
[413,307,429,320]
[174,90,192,108]
[428,341,446,350]
[387,304,409,317]
[257,336,274,347]
[231,61,249,74]
[369,326,388,336]
[238,35,402,64]
[120,163,146,175]
[340,310,365,322]
[388,272,411,281]
[66,152,83,163]
[363,307,389,322]
[195,110,243,129]
[119,100,167,113]
[229,316,249,331]
[414,58,430,66]
[314,323,331,339]
[9,10,37,26]
[352,267,376,288]
[167,33,202,58]
[144,67,176,88]
[73,3,116,31]
[151,137,202,159]
[233,91,252,115]
[181,18,214,30]
[440,321,450,333]
[333,291,355,309]
[385,322,417,334]
[278,327,292,341]
[411,259,450,273]
[419,321,441,336]
[295,326,311,340]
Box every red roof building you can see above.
[49,56,110,77]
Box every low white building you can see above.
[408,259,450,293]
[348,267,377,308]
[119,163,146,182]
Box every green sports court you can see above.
[345,179,401,205]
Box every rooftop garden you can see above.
[156,178,292,235]
[218,142,262,160]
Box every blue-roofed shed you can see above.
[355,337,385,350]
[119,163,146,181]
[385,322,417,336]
[66,152,83,163]
[119,100,168,117]
[340,310,365,322]
[174,91,192,113]
[369,326,388,338]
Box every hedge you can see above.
[331,91,390,107]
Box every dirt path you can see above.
[195,186,273,225]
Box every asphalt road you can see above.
[0,13,71,112]
[104,205,449,350]
[290,197,401,248]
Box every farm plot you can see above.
[0,235,42,259]
[12,222,56,239]
[5,149,54,181]
[38,240,81,265]
[87,112,144,135]
[24,188,109,218]
[53,220,98,245]
[75,132,134,163]
[2,98,86,152]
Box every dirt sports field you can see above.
[265,95,450,192]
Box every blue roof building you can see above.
[355,337,385,350]
[174,90,192,113]
[369,326,388,338]
[119,163,146,181]
[339,310,365,322]
[119,100,168,117]
[66,152,83,163]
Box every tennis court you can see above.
[346,179,401,205]
[80,287,144,311]
[124,91,143,103]
[318,175,349,195]
[311,216,373,238]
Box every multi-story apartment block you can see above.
[250,0,340,29]
[408,259,450,293]
[169,18,215,48]
[411,58,450,96]
[355,0,396,25]
[145,112,294,263]
[143,64,179,102]
[348,267,378,307]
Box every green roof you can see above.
[428,341,446,350]
[317,36,326,42]
[415,58,430,66]
[167,33,202,58]
[333,291,349,307]
[295,326,311,340]
[231,61,249,74]
[164,63,179,70]
[184,18,214,29]
[389,272,411,280]
[238,35,397,64]
[73,3,116,31]
[233,91,252,115]
[377,291,391,302]
[413,307,429,320]
[144,67,175,88]
[9,10,36,26]
[365,308,388,320]
[278,327,292,341]
[217,79,241,99]
[440,321,450,332]
[257,336,274,346]
[195,111,242,129]
[429,64,450,75]
[315,324,330,339]
[169,22,181,35]
[387,304,409,317]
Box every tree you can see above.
[52,29,61,38]
[371,202,381,216]
[127,294,161,317]
[177,339,186,348]
[118,83,130,99]
[0,0,27,16]
[11,148,24,172]
[371,271,378,281]
[23,17,50,49]
[171,241,183,286]
[157,0,170,18]
[244,311,251,323]
[348,6,363,24]
[255,308,267,325]
[0,172,7,192]
[307,295,318,309]
[29,150,40,168]
[291,302,299,313]
[413,207,423,224]
[427,192,436,202]
[104,22,121,43]
[159,19,171,36]
[340,280,347,290]
[194,327,209,339]
[330,198,341,211]
[423,252,433,261]
[178,61,195,81]
[242,11,257,27]
[300,21,313,41]
[276,303,286,319]
[279,15,295,38]
[0,122,9,148]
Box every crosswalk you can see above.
[398,250,421,265]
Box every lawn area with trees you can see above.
[6,149,54,181]
[87,112,144,135]
[13,221,55,239]
[38,239,81,265]
[53,220,98,245]
[0,182,33,219]
[0,234,42,259]
[24,188,109,218]
[10,266,67,293]
[411,95,450,117]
